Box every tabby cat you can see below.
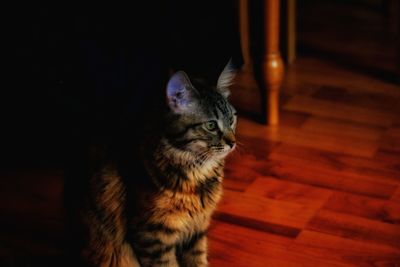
[80,62,237,267]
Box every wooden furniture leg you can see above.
[254,0,284,125]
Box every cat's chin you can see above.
[214,147,235,159]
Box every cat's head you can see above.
[164,61,237,163]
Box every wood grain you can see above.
[238,118,380,157]
[306,209,400,248]
[301,116,384,142]
[284,95,396,127]
[290,230,400,267]
[209,221,353,267]
[323,192,400,224]
[217,189,318,229]
[245,176,333,207]
[270,144,400,188]
[392,188,400,203]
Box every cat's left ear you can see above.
[216,59,237,98]
[166,71,199,114]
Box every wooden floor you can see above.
[1,54,399,266]
[209,56,400,266]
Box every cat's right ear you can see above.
[216,59,237,98]
[166,71,199,114]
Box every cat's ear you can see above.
[166,71,199,113]
[216,59,237,98]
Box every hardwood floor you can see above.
[209,55,400,266]
[1,54,399,266]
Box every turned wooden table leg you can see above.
[255,0,284,125]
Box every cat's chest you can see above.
[153,177,223,232]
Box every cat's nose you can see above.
[224,131,236,148]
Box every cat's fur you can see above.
[78,62,237,267]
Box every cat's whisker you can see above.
[231,145,247,157]
[196,150,211,165]
[236,141,245,147]
[229,148,243,158]
[235,141,248,152]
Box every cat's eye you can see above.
[205,121,218,131]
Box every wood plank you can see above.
[374,149,400,167]
[208,220,293,267]
[279,110,310,128]
[323,192,400,224]
[265,158,396,199]
[223,133,280,192]
[380,126,400,154]
[234,133,279,160]
[284,57,400,98]
[306,209,400,249]
[213,211,300,238]
[217,189,318,229]
[284,95,396,127]
[290,230,400,267]
[223,170,257,192]
[282,75,319,96]
[312,85,400,114]
[334,176,397,200]
[209,233,299,267]
[392,187,400,202]
[237,118,379,158]
[301,116,384,142]
[267,144,400,197]
[226,150,397,199]
[271,144,400,184]
[208,220,353,267]
[269,151,400,188]
[224,153,267,192]
[245,176,333,208]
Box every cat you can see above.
[78,61,237,267]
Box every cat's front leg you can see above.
[133,229,180,267]
[179,231,208,267]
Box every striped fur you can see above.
[81,164,140,267]
[81,69,236,267]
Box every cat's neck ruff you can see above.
[157,138,224,182]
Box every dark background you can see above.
[3,2,241,169]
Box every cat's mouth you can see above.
[212,144,235,156]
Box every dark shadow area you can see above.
[2,2,242,266]
[3,2,242,170]
[297,0,399,84]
